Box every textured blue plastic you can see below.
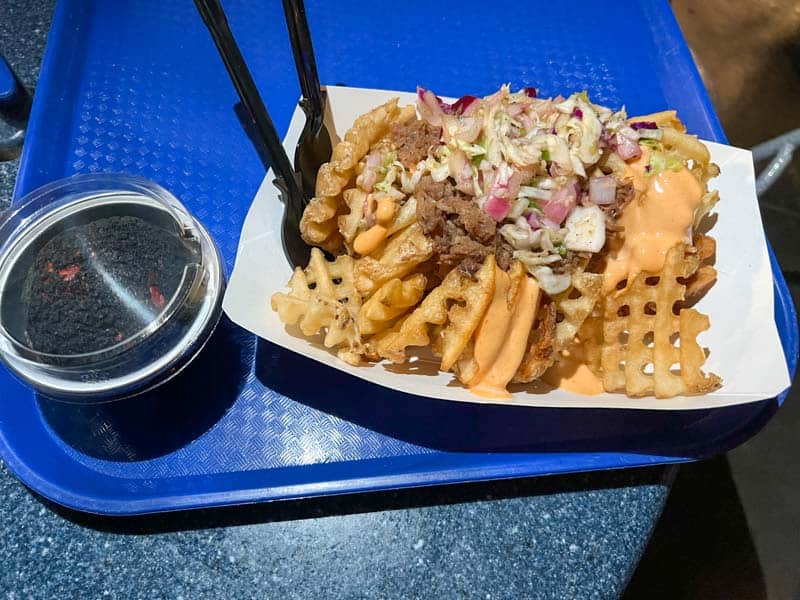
[0,55,14,100]
[0,0,796,515]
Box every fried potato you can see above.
[678,234,717,309]
[551,267,603,351]
[512,301,557,383]
[661,127,710,167]
[577,312,604,377]
[271,248,363,365]
[300,98,403,252]
[372,255,495,367]
[628,110,685,132]
[354,223,434,296]
[452,264,556,385]
[339,188,367,244]
[385,196,418,237]
[299,195,343,254]
[357,274,426,336]
[694,190,719,229]
[600,244,721,397]
[340,194,418,255]
[450,261,527,383]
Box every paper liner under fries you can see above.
[223,86,791,410]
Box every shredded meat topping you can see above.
[551,251,589,275]
[391,120,441,169]
[601,179,635,227]
[415,175,499,275]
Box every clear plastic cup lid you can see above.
[0,174,224,401]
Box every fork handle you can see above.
[281,0,325,131]
[194,0,301,199]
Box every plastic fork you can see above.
[280,0,333,201]
[194,0,311,267]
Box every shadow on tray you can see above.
[254,338,779,457]
[37,316,252,461]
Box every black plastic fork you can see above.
[281,0,333,202]
[194,0,311,267]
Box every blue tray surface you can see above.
[1,0,796,514]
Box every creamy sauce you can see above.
[469,268,541,398]
[603,148,704,292]
[353,196,397,255]
[354,224,388,255]
[542,349,604,395]
[465,148,704,397]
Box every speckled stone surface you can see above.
[1,459,671,599]
[0,2,673,598]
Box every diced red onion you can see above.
[542,201,571,225]
[541,217,561,231]
[614,134,642,160]
[588,175,617,205]
[448,150,475,194]
[484,195,512,221]
[506,168,531,200]
[361,169,377,192]
[418,87,480,121]
[450,95,479,116]
[417,87,445,126]
[630,121,657,130]
[358,152,381,191]
[526,212,543,230]
[572,107,583,119]
[523,87,538,98]
[541,177,577,225]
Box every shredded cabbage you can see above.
[364,86,646,284]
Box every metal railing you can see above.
[752,129,800,195]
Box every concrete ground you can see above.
[625,2,800,599]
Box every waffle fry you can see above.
[339,188,367,245]
[577,312,604,377]
[454,288,558,385]
[600,244,721,397]
[271,248,363,365]
[354,223,434,296]
[357,274,426,336]
[551,267,604,351]
[683,234,718,308]
[450,261,536,384]
[512,302,558,383]
[300,195,342,254]
[340,193,419,254]
[661,127,710,167]
[628,110,685,132]
[300,98,406,253]
[372,255,495,367]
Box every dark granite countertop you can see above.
[0,2,672,597]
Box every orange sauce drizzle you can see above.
[469,268,541,398]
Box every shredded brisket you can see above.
[391,120,441,169]
[415,175,499,275]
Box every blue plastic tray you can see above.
[1,0,796,515]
